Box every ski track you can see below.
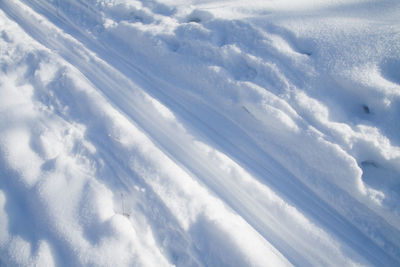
[1,0,400,266]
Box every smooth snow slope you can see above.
[0,0,400,266]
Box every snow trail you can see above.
[1,0,400,266]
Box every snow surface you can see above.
[0,0,400,266]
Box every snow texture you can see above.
[0,0,400,266]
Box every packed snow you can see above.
[0,0,400,266]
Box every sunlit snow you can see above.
[0,0,400,266]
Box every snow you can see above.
[0,0,400,266]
